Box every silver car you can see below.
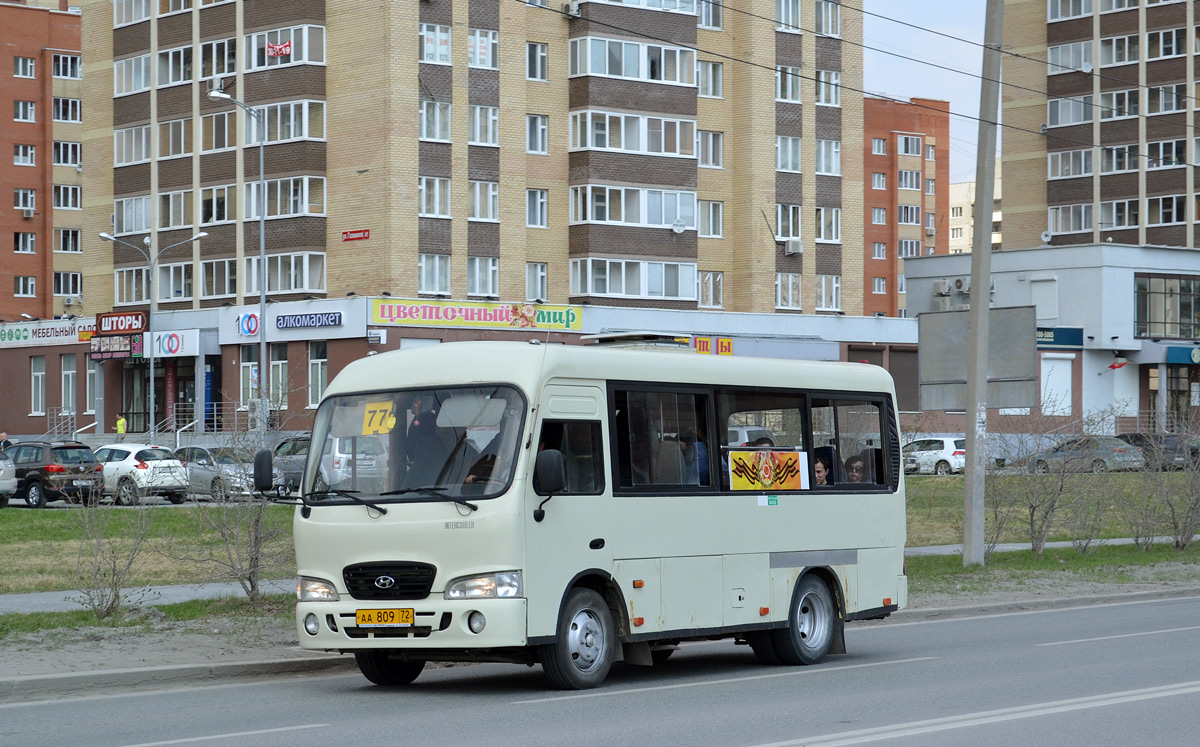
[0,452,17,507]
[176,446,260,500]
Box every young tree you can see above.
[71,485,154,619]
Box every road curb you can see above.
[0,654,357,704]
[891,587,1200,622]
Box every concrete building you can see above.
[862,96,949,317]
[947,161,1003,255]
[906,243,1200,434]
[1002,0,1198,251]
[0,0,81,322]
[25,0,872,437]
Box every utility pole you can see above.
[964,0,1004,567]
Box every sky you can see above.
[861,0,991,183]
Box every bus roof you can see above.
[325,341,896,399]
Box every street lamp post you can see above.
[208,81,268,449]
[99,231,207,441]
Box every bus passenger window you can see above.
[716,389,806,491]
[536,420,604,494]
[812,397,887,487]
[610,389,712,490]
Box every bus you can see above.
[263,341,907,689]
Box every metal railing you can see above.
[43,407,76,440]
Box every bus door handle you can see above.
[589,538,605,550]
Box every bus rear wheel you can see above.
[354,652,425,686]
[541,588,614,689]
[771,575,836,665]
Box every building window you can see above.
[698,0,723,28]
[1147,195,1186,226]
[873,277,886,295]
[469,105,500,146]
[53,186,81,210]
[570,258,698,300]
[419,100,451,142]
[157,46,192,86]
[468,28,499,68]
[698,60,723,97]
[308,341,326,408]
[776,203,802,239]
[53,272,82,297]
[527,262,548,301]
[86,358,97,414]
[1048,203,1093,233]
[898,135,922,156]
[951,227,964,239]
[467,256,500,297]
[244,252,326,294]
[570,185,696,228]
[202,112,233,152]
[420,23,451,64]
[816,70,840,106]
[246,100,326,145]
[1101,199,1139,228]
[31,356,45,416]
[1049,0,1092,22]
[14,145,35,166]
[926,179,936,195]
[240,345,258,407]
[1099,89,1138,119]
[200,38,236,79]
[15,276,36,298]
[872,137,887,155]
[245,25,326,71]
[419,176,451,218]
[268,343,288,410]
[201,185,233,224]
[569,37,695,85]
[15,189,36,211]
[815,206,841,242]
[1148,83,1186,115]
[52,98,81,123]
[244,176,325,219]
[419,253,450,295]
[815,139,841,175]
[1147,28,1185,60]
[113,0,151,23]
[699,270,723,308]
[53,141,81,166]
[698,131,723,167]
[816,275,841,311]
[1047,40,1091,74]
[872,242,886,259]
[776,66,802,101]
[898,205,921,225]
[699,200,723,237]
[872,207,887,225]
[201,258,237,298]
[951,206,964,217]
[570,110,697,156]
[114,54,151,96]
[527,114,549,154]
[156,262,193,301]
[115,267,150,304]
[158,189,193,229]
[1101,144,1137,174]
[872,172,886,190]
[775,273,801,309]
[14,57,35,78]
[1147,139,1186,168]
[527,42,548,80]
[526,189,549,228]
[898,169,921,190]
[899,239,921,258]
[16,233,36,254]
[1135,274,1200,338]
[815,0,840,35]
[1100,34,1137,66]
[926,144,936,160]
[14,101,36,122]
[469,181,500,222]
[52,229,78,255]
[159,118,192,158]
[777,135,802,172]
[776,0,801,32]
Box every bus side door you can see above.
[524,384,613,641]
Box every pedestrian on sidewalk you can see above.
[115,413,127,442]
[0,432,12,451]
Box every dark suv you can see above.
[1116,433,1200,471]
[3,441,103,508]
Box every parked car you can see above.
[316,436,387,492]
[903,437,967,475]
[0,451,17,508]
[176,445,278,500]
[1115,433,1200,471]
[1028,436,1146,474]
[273,435,310,494]
[93,443,189,505]
[2,441,103,508]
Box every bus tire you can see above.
[771,575,836,665]
[540,587,615,690]
[748,632,783,665]
[354,652,425,686]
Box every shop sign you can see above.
[1036,326,1083,349]
[96,311,148,335]
[276,312,343,330]
[371,299,583,332]
[90,333,143,360]
[694,337,733,355]
[342,230,369,242]
[151,329,200,358]
[0,319,95,349]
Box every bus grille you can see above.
[343,562,436,600]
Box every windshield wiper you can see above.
[305,488,388,515]
[379,486,478,512]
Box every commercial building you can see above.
[1003,0,1198,250]
[0,0,81,323]
[861,96,949,317]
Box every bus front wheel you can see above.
[541,588,615,689]
[771,575,836,665]
[354,652,425,686]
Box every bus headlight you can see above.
[444,571,522,600]
[298,576,340,601]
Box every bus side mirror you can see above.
[253,449,275,493]
[533,449,566,523]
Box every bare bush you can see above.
[1164,450,1200,550]
[71,488,154,619]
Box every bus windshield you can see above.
[303,385,527,504]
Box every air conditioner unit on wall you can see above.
[933,296,952,312]
[784,239,803,255]
[932,279,950,296]
[63,297,76,307]
[954,277,970,294]
[925,227,936,236]
[562,0,581,16]
[22,209,34,219]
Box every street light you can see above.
[208,80,268,449]
[100,231,207,440]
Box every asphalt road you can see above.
[6,595,1200,747]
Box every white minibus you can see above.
[267,341,907,689]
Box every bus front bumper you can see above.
[296,598,528,652]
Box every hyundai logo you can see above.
[374,576,396,589]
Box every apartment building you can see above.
[67,0,864,432]
[1004,0,1197,251]
[947,165,1003,254]
[861,96,948,317]
[1,0,82,322]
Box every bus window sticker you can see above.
[361,401,396,435]
[728,449,808,491]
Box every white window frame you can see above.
[897,135,922,156]
[569,110,697,157]
[113,0,150,23]
[55,228,81,253]
[776,0,801,32]
[1100,34,1137,66]
[816,70,840,106]
[419,253,450,295]
[815,0,840,36]
[1148,83,1186,115]
[1049,0,1092,22]
[159,189,193,229]
[1099,89,1138,119]
[775,272,801,310]
[52,54,81,80]
[159,118,192,159]
[815,139,841,175]
[570,184,696,229]
[1048,41,1092,74]
[469,105,500,146]
[698,130,723,167]
[14,100,35,122]
[872,207,887,225]
[30,356,45,416]
[53,185,82,210]
[16,232,36,254]
[873,277,886,295]
[776,66,802,102]
[201,185,234,225]
[420,23,451,64]
[569,257,698,300]
[419,100,451,142]
[1100,199,1139,228]
[777,135,802,172]
[872,138,887,155]
[527,114,549,154]
[468,28,499,69]
[157,46,192,87]
[698,0,723,29]
[15,188,36,210]
[53,141,81,166]
[468,180,500,222]
[1147,28,1186,60]
[776,203,802,239]
[527,42,548,80]
[244,176,326,219]
[308,341,327,408]
[244,25,326,72]
[157,262,193,301]
[872,242,887,260]
[14,144,35,166]
[86,358,97,414]
[114,54,151,96]
[699,200,723,237]
[467,256,500,297]
[897,204,921,225]
[1101,144,1137,174]
[527,262,548,301]
[698,60,723,97]
[815,206,841,242]
[898,239,921,258]
[699,270,723,308]
[52,98,81,123]
[15,276,37,298]
[244,252,327,295]
[202,112,233,152]
[1147,195,1186,226]
[1048,203,1094,234]
[419,176,451,218]
[568,37,696,86]
[14,57,35,78]
[115,267,150,304]
[247,100,326,145]
[201,258,237,298]
[816,274,841,311]
[1048,148,1093,179]
[526,188,548,228]
[200,38,236,80]
[1147,139,1186,169]
[898,169,922,190]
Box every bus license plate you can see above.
[356,608,414,627]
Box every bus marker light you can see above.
[883,598,892,606]
[759,607,769,616]
[632,580,644,588]
[633,617,644,627]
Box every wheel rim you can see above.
[794,589,833,652]
[565,606,607,674]
[1092,460,1106,473]
[1035,461,1048,475]
[117,481,135,505]
[212,480,225,501]
[936,462,950,475]
[26,483,42,507]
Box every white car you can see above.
[93,443,189,505]
[0,451,17,507]
[903,437,967,476]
